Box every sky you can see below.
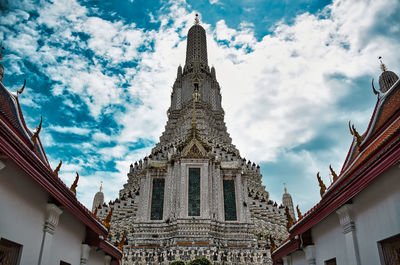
[1,0,399,214]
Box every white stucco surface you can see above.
[50,209,86,264]
[312,211,347,264]
[279,164,400,265]
[0,158,112,265]
[0,159,48,265]
[290,250,307,265]
[353,164,400,265]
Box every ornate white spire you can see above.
[282,184,296,221]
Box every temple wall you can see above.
[284,163,400,265]
[49,210,86,265]
[311,211,347,264]
[353,164,400,265]
[0,159,111,265]
[0,159,48,265]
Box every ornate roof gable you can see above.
[341,77,400,172]
[181,137,208,158]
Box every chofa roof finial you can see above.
[194,13,200,25]
[54,160,62,176]
[70,172,79,196]
[17,79,26,95]
[379,56,387,72]
[31,116,43,145]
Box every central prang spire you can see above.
[185,14,208,67]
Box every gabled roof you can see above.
[0,82,48,164]
[272,74,400,263]
[341,78,400,172]
[0,81,121,261]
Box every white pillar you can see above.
[38,203,63,265]
[0,160,6,170]
[235,172,243,222]
[336,204,361,265]
[282,256,291,265]
[104,255,112,265]
[304,245,316,265]
[80,244,91,265]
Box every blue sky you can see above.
[1,0,399,214]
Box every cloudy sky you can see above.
[1,0,399,213]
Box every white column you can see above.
[200,163,209,218]
[282,256,291,265]
[164,164,173,220]
[104,255,112,265]
[180,163,187,218]
[235,172,243,222]
[0,160,6,170]
[241,175,251,223]
[216,166,224,221]
[38,203,63,265]
[336,204,361,265]
[304,245,316,265]
[80,244,91,265]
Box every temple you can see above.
[94,15,293,265]
[0,48,122,264]
[272,61,400,265]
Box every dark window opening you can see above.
[150,178,165,220]
[223,179,237,221]
[188,168,201,216]
[0,238,22,265]
[380,233,400,265]
[325,258,337,265]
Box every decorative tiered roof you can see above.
[272,64,400,261]
[0,56,121,261]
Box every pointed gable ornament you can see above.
[17,79,26,95]
[31,116,43,145]
[296,205,303,219]
[70,172,79,196]
[329,164,339,182]
[317,172,326,197]
[54,160,62,176]
[182,138,208,158]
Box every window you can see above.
[325,258,337,265]
[60,261,71,265]
[223,179,237,221]
[0,238,22,265]
[188,168,201,216]
[150,178,165,220]
[379,234,400,265]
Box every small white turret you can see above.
[282,184,296,221]
[92,182,104,213]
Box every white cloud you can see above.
[3,0,400,210]
[48,125,91,135]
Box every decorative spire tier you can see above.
[155,15,237,155]
[185,14,208,67]
[95,15,290,265]
[378,57,399,93]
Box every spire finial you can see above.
[191,75,201,137]
[100,181,103,192]
[194,13,200,25]
[379,56,387,72]
[283,183,287,193]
